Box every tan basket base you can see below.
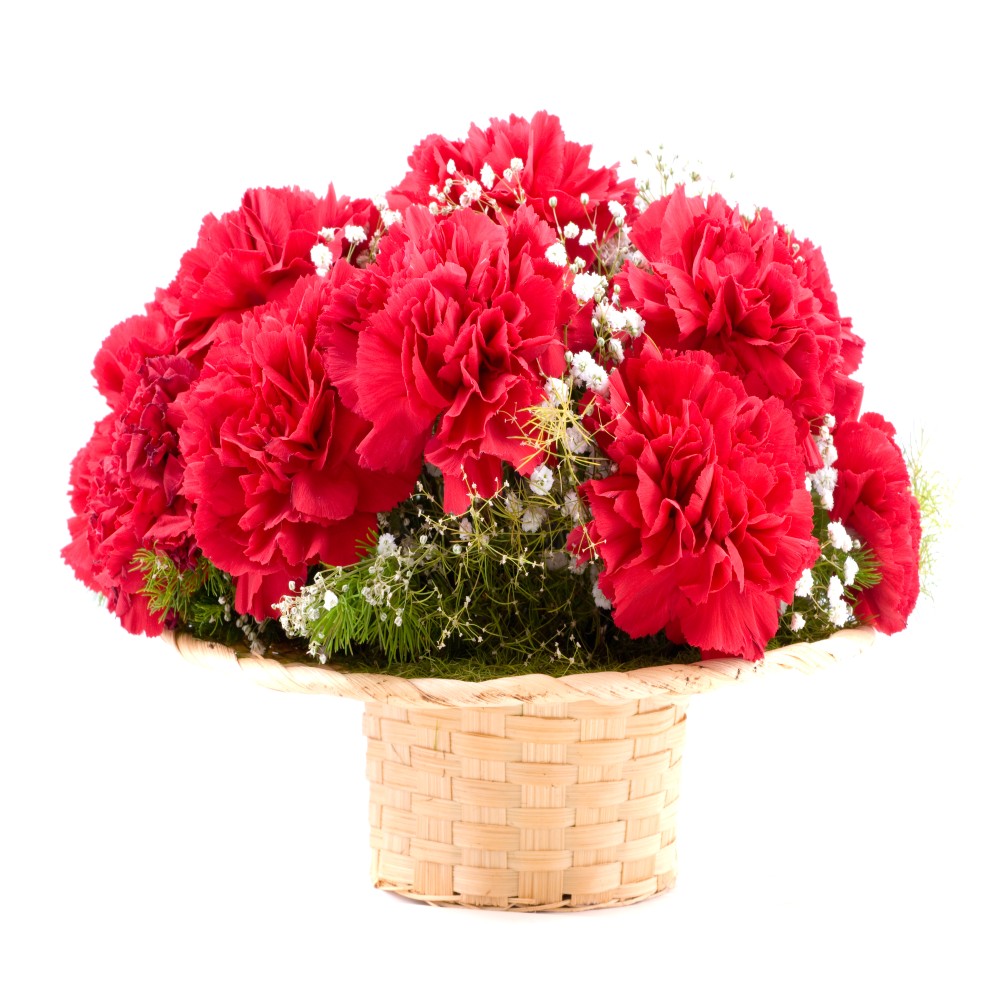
[365,695,686,911]
[374,870,677,911]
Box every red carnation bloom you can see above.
[92,304,176,407]
[832,413,921,633]
[617,188,863,462]
[165,185,379,353]
[62,355,199,635]
[180,270,415,620]
[572,344,818,660]
[320,205,575,513]
[388,111,638,265]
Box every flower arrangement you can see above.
[64,111,926,677]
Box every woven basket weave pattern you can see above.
[364,696,687,909]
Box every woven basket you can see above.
[168,627,876,910]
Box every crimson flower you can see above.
[179,270,415,620]
[616,188,864,462]
[388,111,637,265]
[832,413,921,633]
[320,205,576,513]
[161,185,379,353]
[572,344,817,659]
[63,356,199,635]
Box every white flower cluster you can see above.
[593,301,645,337]
[826,519,854,553]
[808,415,839,510]
[826,574,850,627]
[310,242,333,278]
[545,242,568,267]
[572,272,608,303]
[567,350,610,396]
[529,465,554,496]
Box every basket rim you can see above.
[165,625,877,707]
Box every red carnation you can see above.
[388,111,637,265]
[165,185,379,353]
[62,355,199,635]
[92,304,176,407]
[320,205,576,513]
[617,188,863,462]
[572,344,818,660]
[832,413,921,633]
[180,270,415,620]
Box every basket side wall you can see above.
[364,694,687,910]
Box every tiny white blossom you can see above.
[317,227,338,241]
[344,225,367,244]
[828,599,850,627]
[828,575,845,603]
[789,612,806,632]
[428,202,440,216]
[452,544,462,555]
[561,489,586,523]
[376,533,398,558]
[608,200,626,225]
[544,376,570,406]
[605,304,627,331]
[572,256,586,272]
[812,467,837,494]
[569,350,595,382]
[572,272,607,303]
[578,228,597,246]
[503,168,514,182]
[480,163,495,189]
[563,221,580,239]
[565,426,590,455]
[592,581,612,610]
[824,413,837,429]
[544,550,570,571]
[844,555,859,587]
[509,157,524,171]
[521,507,546,533]
[606,337,624,363]
[458,517,474,541]
[323,590,339,610]
[630,250,648,267]
[584,362,609,396]
[504,491,523,516]
[465,180,482,202]
[428,184,439,199]
[446,158,457,175]
[381,208,402,227]
[579,193,590,206]
[795,567,814,599]
[827,520,853,553]
[621,308,645,336]
[548,195,559,208]
[310,243,333,277]
[545,242,568,267]
[529,465,555,496]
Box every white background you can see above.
[2,2,997,997]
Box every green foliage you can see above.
[771,499,882,649]
[133,550,242,642]
[905,434,949,596]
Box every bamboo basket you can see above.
[167,626,876,911]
